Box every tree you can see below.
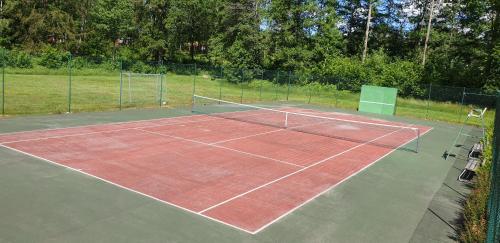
[362,0,373,62]
[263,0,315,70]
[208,0,263,68]
[165,0,216,61]
[421,0,436,66]
[89,0,134,59]
[2,0,77,51]
[311,0,345,64]
[130,0,171,62]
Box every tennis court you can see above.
[0,96,432,234]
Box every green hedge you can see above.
[460,123,494,242]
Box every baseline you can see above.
[0,144,256,234]
[199,125,412,215]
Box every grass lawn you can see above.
[0,68,494,126]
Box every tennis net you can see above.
[192,95,421,152]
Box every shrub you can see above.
[248,79,274,89]
[38,47,70,69]
[320,50,425,97]
[0,48,7,66]
[127,61,156,73]
[222,67,254,84]
[459,123,493,242]
[100,59,119,71]
[14,51,33,68]
[321,57,367,91]
[1,50,33,68]
[71,56,91,69]
[379,61,424,97]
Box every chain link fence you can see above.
[1,52,499,239]
[0,54,496,125]
[487,93,500,242]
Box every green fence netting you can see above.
[487,92,500,242]
[1,49,4,116]
[0,58,496,124]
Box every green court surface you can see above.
[0,106,476,242]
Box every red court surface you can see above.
[0,109,432,234]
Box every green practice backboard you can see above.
[358,85,398,115]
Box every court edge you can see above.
[0,126,432,235]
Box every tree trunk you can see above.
[362,1,373,63]
[422,0,436,66]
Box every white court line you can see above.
[252,127,434,234]
[0,144,255,234]
[0,105,432,234]
[210,128,284,145]
[0,117,220,145]
[136,128,305,169]
[209,119,337,145]
[0,107,285,145]
[0,114,208,136]
[281,107,412,128]
[198,125,417,215]
[1,124,434,235]
[359,100,395,106]
[195,95,416,130]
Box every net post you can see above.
[67,53,72,113]
[416,128,420,153]
[191,94,195,113]
[285,112,288,128]
[119,60,123,111]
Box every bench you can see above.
[458,143,484,182]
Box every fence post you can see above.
[119,60,123,111]
[308,79,312,104]
[275,71,279,100]
[67,54,72,113]
[164,63,168,105]
[240,69,244,103]
[159,72,164,107]
[191,63,197,106]
[1,50,4,116]
[286,71,291,101]
[219,66,223,101]
[334,80,339,108]
[259,80,263,101]
[458,87,466,123]
[486,92,500,243]
[260,70,264,101]
[426,83,432,120]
